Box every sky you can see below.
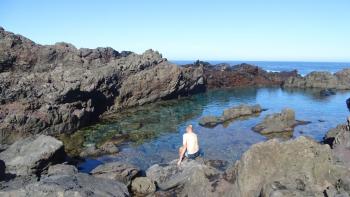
[0,0,350,62]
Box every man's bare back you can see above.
[177,125,200,165]
[183,132,199,154]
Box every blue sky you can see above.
[1,0,349,61]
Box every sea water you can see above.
[79,87,350,172]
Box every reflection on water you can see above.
[78,87,350,171]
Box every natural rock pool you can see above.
[77,87,350,172]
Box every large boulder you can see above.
[0,172,129,197]
[146,159,232,197]
[283,69,350,90]
[226,136,350,197]
[0,135,65,176]
[91,162,140,186]
[324,123,350,167]
[0,27,205,144]
[199,104,262,127]
[347,98,350,111]
[252,108,310,137]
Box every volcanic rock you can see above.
[283,69,350,90]
[0,27,205,144]
[199,104,262,127]
[0,135,65,176]
[91,161,140,186]
[252,108,310,137]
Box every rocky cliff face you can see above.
[0,27,205,143]
[184,61,299,89]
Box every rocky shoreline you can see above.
[1,28,350,196]
[2,121,350,196]
[1,27,349,145]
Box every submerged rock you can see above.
[283,69,350,90]
[0,135,66,176]
[79,141,120,157]
[131,177,156,195]
[91,161,140,186]
[347,98,350,111]
[252,108,310,137]
[199,116,223,127]
[320,89,336,97]
[199,104,262,127]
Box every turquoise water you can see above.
[173,60,350,76]
[79,87,350,172]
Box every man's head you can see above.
[186,125,193,133]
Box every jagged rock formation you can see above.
[184,61,299,89]
[0,27,205,143]
[283,69,350,90]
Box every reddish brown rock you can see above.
[184,61,299,89]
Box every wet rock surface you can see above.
[184,61,299,89]
[283,69,350,90]
[0,135,65,176]
[199,104,263,127]
[91,161,140,186]
[252,108,310,137]
[0,27,205,144]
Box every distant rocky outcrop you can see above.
[0,27,205,143]
[283,69,350,90]
[199,104,263,127]
[184,61,299,89]
[252,108,310,138]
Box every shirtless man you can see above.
[177,125,200,165]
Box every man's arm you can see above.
[178,135,187,165]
